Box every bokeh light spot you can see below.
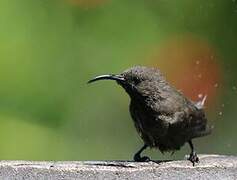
[147,35,222,106]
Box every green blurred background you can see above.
[0,0,236,160]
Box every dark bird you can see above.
[88,66,212,166]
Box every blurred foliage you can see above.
[0,0,236,160]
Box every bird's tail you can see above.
[187,124,213,140]
[196,124,213,137]
[195,95,207,109]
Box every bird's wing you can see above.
[135,80,185,113]
[167,107,212,140]
[136,80,211,139]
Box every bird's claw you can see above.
[188,152,199,166]
[134,155,150,162]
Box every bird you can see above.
[88,66,212,166]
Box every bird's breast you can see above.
[129,99,169,147]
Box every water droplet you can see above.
[233,86,237,91]
[198,94,203,98]
[214,83,218,88]
[219,111,223,116]
[221,104,225,107]
[196,60,200,65]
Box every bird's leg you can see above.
[188,140,199,166]
[133,144,150,162]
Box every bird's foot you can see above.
[188,152,199,166]
[134,154,150,162]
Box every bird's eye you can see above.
[132,77,140,85]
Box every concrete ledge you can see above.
[0,155,236,179]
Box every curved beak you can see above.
[87,74,125,84]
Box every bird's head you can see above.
[88,66,164,96]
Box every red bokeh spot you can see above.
[147,35,222,106]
